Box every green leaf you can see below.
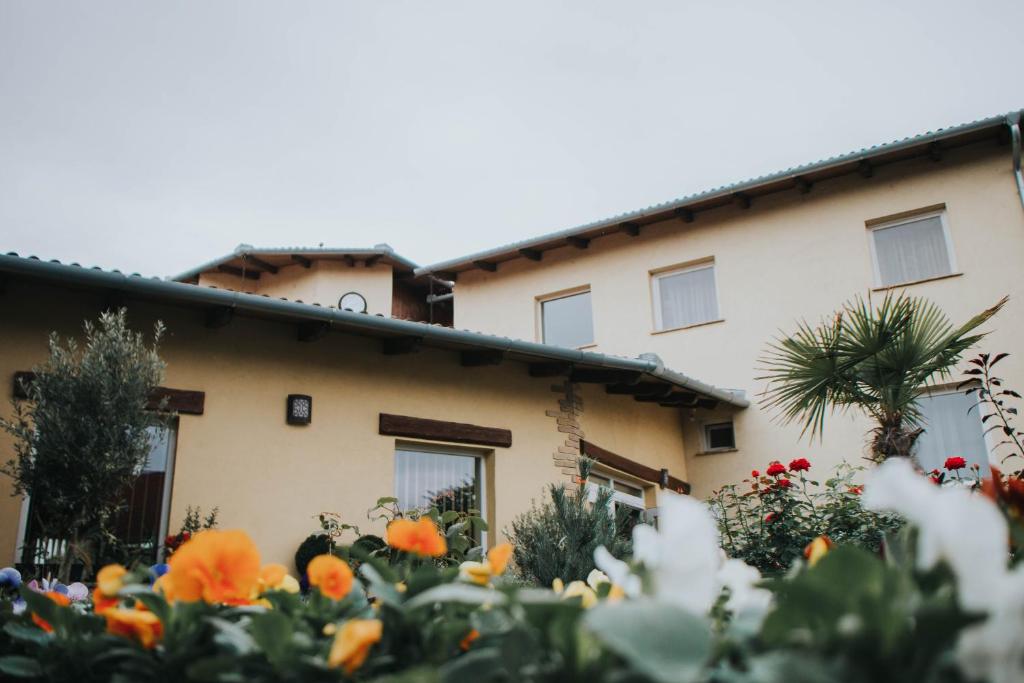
[441,510,460,525]
[584,598,711,683]
[405,584,506,610]
[248,611,295,666]
[3,621,50,645]
[0,655,43,678]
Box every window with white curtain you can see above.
[870,211,955,287]
[653,262,719,331]
[394,445,482,515]
[914,389,989,473]
[541,290,594,348]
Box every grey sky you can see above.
[2,1,1021,278]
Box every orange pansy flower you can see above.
[307,555,354,600]
[386,517,447,557]
[327,619,383,673]
[96,564,127,597]
[165,529,261,604]
[31,591,70,632]
[104,607,163,649]
[459,628,480,651]
[92,587,119,614]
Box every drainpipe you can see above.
[1009,111,1024,211]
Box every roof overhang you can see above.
[172,245,422,283]
[1,253,748,410]
[415,111,1020,279]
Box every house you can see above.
[2,109,1022,568]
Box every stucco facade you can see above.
[449,143,1024,495]
[0,277,690,567]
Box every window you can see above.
[703,421,736,452]
[541,290,594,348]
[586,469,647,539]
[653,262,719,331]
[914,389,988,473]
[394,444,483,515]
[870,210,955,287]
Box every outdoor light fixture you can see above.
[287,394,312,425]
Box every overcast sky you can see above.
[1,1,1021,278]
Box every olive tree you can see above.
[1,309,167,581]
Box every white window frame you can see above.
[915,384,991,468]
[867,208,957,288]
[585,469,647,513]
[393,441,489,546]
[702,420,736,453]
[651,260,720,332]
[537,286,595,348]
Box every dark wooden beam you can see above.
[794,176,813,194]
[436,271,458,282]
[570,368,642,385]
[632,385,676,401]
[620,221,641,237]
[696,398,719,410]
[928,141,943,162]
[342,255,356,267]
[733,192,751,209]
[858,160,874,178]
[519,248,543,262]
[581,440,690,494]
[0,275,7,295]
[242,255,278,274]
[297,321,330,342]
[13,371,204,415]
[205,306,234,329]
[364,255,382,268]
[382,336,422,355]
[674,208,695,223]
[528,362,572,377]
[605,381,669,396]
[291,254,313,268]
[379,413,512,448]
[217,264,260,280]
[473,260,498,272]
[566,236,590,249]
[658,392,698,407]
[460,349,504,367]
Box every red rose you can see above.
[788,458,811,472]
[764,512,777,523]
[766,462,786,477]
[751,470,760,477]
[776,478,793,489]
[944,456,967,471]
[847,485,863,495]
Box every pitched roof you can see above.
[172,244,421,282]
[0,252,748,409]
[415,110,1021,277]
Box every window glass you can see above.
[704,422,736,451]
[915,391,988,473]
[395,447,480,514]
[873,214,953,286]
[541,291,594,348]
[656,264,718,330]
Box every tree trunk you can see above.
[869,416,924,463]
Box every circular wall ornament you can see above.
[339,292,367,313]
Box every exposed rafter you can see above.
[218,264,260,280]
[461,349,505,366]
[297,321,330,342]
[205,306,234,329]
[291,254,313,268]
[519,248,543,262]
[566,236,590,249]
[242,255,279,274]
[473,260,498,272]
[381,336,423,355]
[620,221,641,237]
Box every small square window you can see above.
[653,262,719,331]
[703,422,735,452]
[540,290,594,348]
[870,211,955,287]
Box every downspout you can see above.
[1009,111,1024,211]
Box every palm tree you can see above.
[758,293,1007,462]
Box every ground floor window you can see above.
[915,389,989,473]
[394,444,483,515]
[586,469,648,538]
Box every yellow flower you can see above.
[97,564,127,597]
[328,619,383,674]
[585,568,625,602]
[386,517,447,557]
[165,529,262,604]
[803,535,834,567]
[552,578,597,608]
[458,542,514,586]
[258,563,300,594]
[104,608,163,649]
[307,555,354,601]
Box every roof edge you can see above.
[171,245,420,282]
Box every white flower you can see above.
[593,546,642,597]
[864,458,1024,683]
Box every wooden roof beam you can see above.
[242,255,279,274]
[528,362,572,377]
[217,264,260,280]
[382,336,423,355]
[291,254,313,268]
[733,192,751,209]
[473,260,498,272]
[363,255,382,267]
[461,349,505,366]
[205,306,234,329]
[519,248,543,261]
[794,176,813,194]
[620,221,641,237]
[570,368,642,385]
[567,236,590,249]
[674,208,695,223]
[297,321,330,342]
[858,160,874,178]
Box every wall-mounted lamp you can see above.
[287,394,312,425]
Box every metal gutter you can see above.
[415,112,1016,276]
[172,244,421,282]
[0,254,748,408]
[1009,112,1024,212]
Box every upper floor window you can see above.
[541,289,594,348]
[703,421,736,452]
[869,209,956,287]
[652,262,719,331]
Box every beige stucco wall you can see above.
[0,281,688,567]
[453,144,1024,497]
[198,260,395,315]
